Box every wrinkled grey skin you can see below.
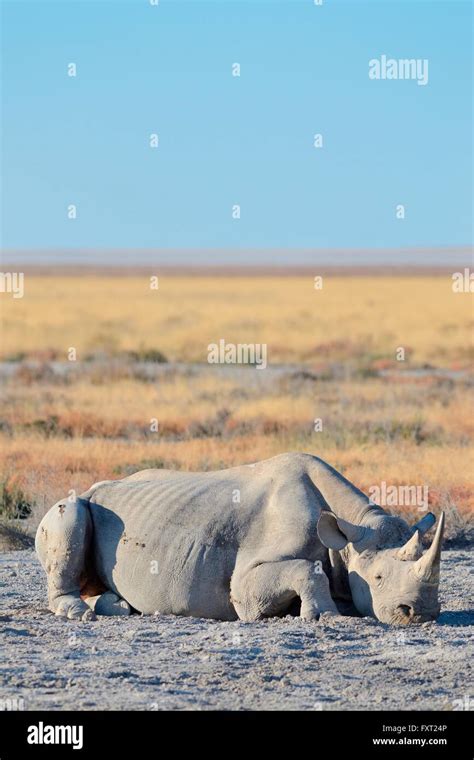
[36,453,444,626]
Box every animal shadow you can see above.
[436,609,474,627]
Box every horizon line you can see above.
[1,245,472,269]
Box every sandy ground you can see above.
[0,548,472,711]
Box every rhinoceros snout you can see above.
[397,604,413,619]
[393,603,440,625]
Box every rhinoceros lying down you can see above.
[36,453,444,626]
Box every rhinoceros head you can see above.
[318,510,445,625]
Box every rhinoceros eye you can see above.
[374,573,383,581]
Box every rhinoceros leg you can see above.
[231,559,339,621]
[83,591,131,616]
[36,498,96,621]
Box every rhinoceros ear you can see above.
[411,512,436,536]
[317,512,364,550]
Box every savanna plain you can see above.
[0,271,472,710]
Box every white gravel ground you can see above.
[0,549,472,711]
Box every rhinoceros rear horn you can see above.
[397,530,423,561]
[414,511,445,583]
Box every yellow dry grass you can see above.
[1,275,473,366]
[1,369,473,526]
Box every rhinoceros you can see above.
[35,453,444,626]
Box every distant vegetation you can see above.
[1,274,472,368]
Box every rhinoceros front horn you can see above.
[414,511,445,583]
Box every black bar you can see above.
[0,711,470,758]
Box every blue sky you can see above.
[1,0,472,261]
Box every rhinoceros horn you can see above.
[397,530,423,561]
[414,511,445,583]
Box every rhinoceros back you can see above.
[87,475,246,619]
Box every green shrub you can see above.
[0,480,32,519]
